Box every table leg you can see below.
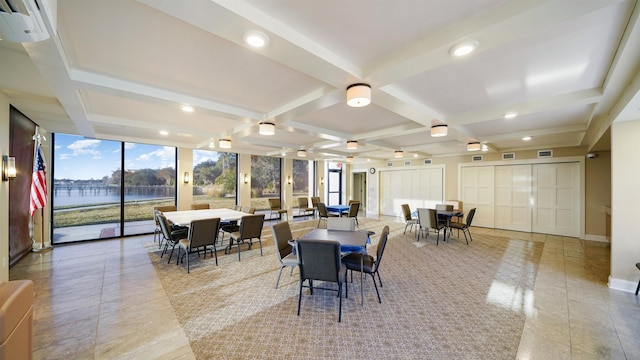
[360,254,364,306]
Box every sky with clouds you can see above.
[53,134,219,180]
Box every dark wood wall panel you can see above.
[9,106,37,267]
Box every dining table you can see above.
[326,204,350,216]
[163,208,248,226]
[436,210,464,239]
[298,228,369,306]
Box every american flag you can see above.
[30,145,47,216]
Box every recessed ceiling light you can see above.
[159,130,169,136]
[450,40,479,57]
[181,105,194,113]
[522,136,532,141]
[208,140,215,148]
[504,112,518,119]
[244,30,269,48]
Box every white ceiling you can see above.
[2,0,640,162]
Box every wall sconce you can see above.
[244,173,249,184]
[183,171,190,184]
[287,175,292,185]
[2,156,16,181]
[320,177,324,186]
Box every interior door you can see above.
[460,166,494,228]
[495,165,532,232]
[532,162,580,237]
[379,167,443,216]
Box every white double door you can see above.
[461,162,580,237]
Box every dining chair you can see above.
[296,239,346,322]
[343,225,390,303]
[228,214,265,261]
[316,202,338,228]
[176,217,221,273]
[401,204,418,234]
[297,197,315,219]
[157,212,189,263]
[242,206,256,214]
[342,200,360,216]
[326,217,356,231]
[310,196,320,218]
[271,221,299,289]
[190,203,210,210]
[417,208,446,245]
[153,205,177,245]
[268,198,287,222]
[449,208,476,244]
[449,208,476,245]
[345,201,360,227]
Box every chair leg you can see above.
[237,241,241,261]
[376,271,383,287]
[297,281,304,316]
[275,266,285,289]
[370,273,381,303]
[635,279,640,296]
[186,250,191,273]
[338,283,343,322]
[259,239,263,256]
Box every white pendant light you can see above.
[467,142,481,151]
[394,150,404,158]
[346,140,358,150]
[297,149,307,157]
[431,124,448,137]
[259,122,275,135]
[219,139,231,149]
[346,83,371,107]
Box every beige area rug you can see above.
[145,218,543,359]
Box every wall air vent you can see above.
[502,152,515,160]
[423,159,432,165]
[404,161,412,166]
[387,162,393,167]
[471,155,483,162]
[0,0,50,42]
[538,150,553,158]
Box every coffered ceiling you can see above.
[1,0,640,162]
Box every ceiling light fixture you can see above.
[208,139,215,148]
[244,30,269,48]
[504,112,518,119]
[181,105,194,113]
[346,83,371,107]
[522,136,532,141]
[297,149,307,157]
[346,156,354,162]
[450,40,479,57]
[219,139,231,149]
[159,130,169,136]
[394,150,404,158]
[430,124,448,137]
[482,144,488,152]
[346,140,358,150]
[259,122,275,136]
[467,142,481,151]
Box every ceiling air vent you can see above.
[404,161,412,166]
[471,155,483,162]
[423,159,432,165]
[502,152,515,160]
[538,150,553,158]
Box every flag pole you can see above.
[31,127,51,252]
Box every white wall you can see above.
[610,119,640,291]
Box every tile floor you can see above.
[9,218,640,360]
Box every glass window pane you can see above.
[251,155,281,211]
[292,159,309,196]
[193,150,237,209]
[123,143,176,236]
[52,134,123,243]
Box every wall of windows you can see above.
[327,162,343,205]
[192,150,237,209]
[250,155,281,211]
[52,133,176,243]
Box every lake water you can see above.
[53,191,172,207]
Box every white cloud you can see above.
[125,143,135,150]
[67,139,101,157]
[58,154,69,160]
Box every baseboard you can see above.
[608,276,638,293]
[584,234,609,242]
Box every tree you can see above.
[251,155,281,196]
